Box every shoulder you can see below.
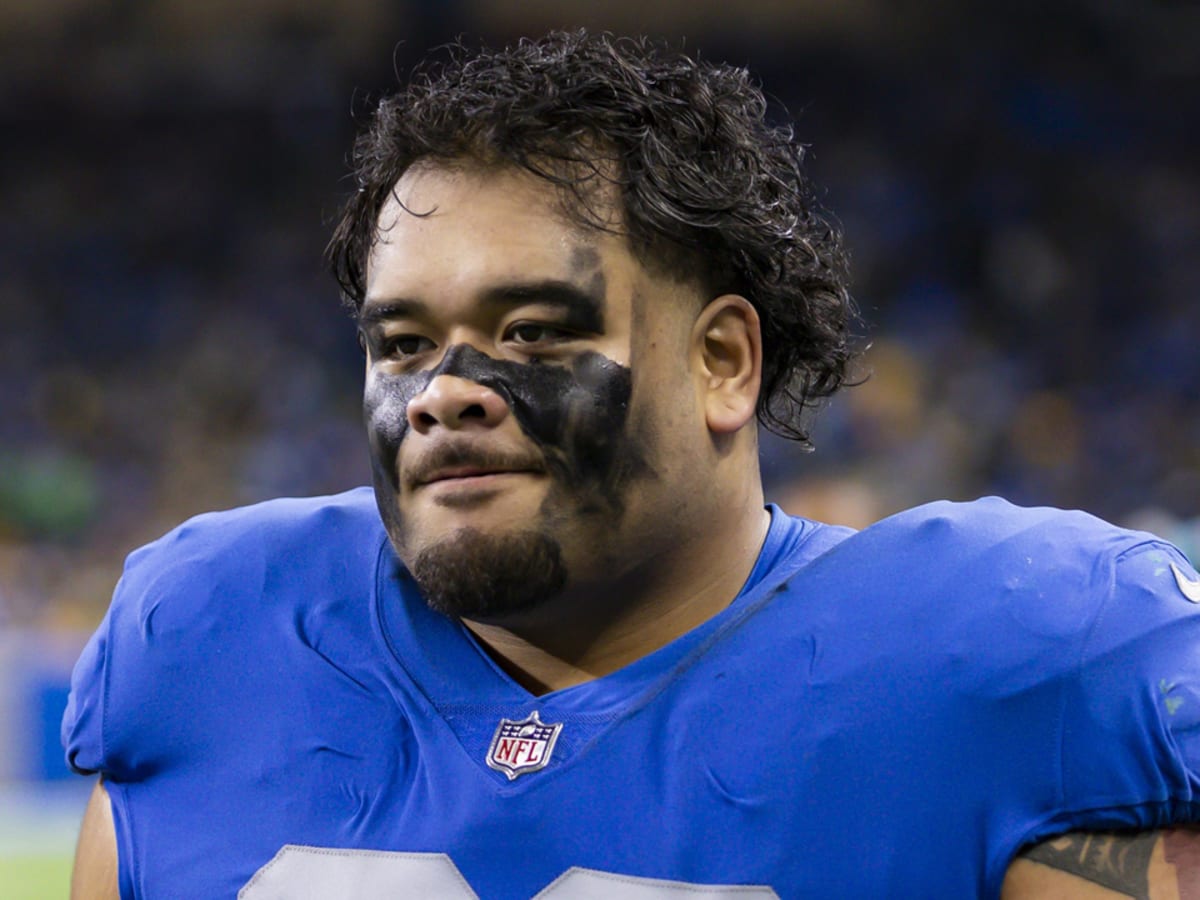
[876,501,1200,834]
[118,487,386,616]
[865,495,1146,557]
[63,488,393,777]
[887,496,1195,616]
[98,487,394,666]
[130,486,385,571]
[844,496,1175,606]
[99,487,388,695]
[788,496,1195,676]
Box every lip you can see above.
[418,467,539,488]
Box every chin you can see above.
[408,526,568,620]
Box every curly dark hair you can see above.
[327,29,858,443]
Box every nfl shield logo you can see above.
[485,710,563,780]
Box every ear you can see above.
[690,294,762,434]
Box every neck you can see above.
[462,496,771,695]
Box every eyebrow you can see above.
[360,278,606,332]
[358,298,426,328]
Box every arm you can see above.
[71,779,120,900]
[1002,828,1200,899]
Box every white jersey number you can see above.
[239,845,779,899]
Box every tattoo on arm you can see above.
[1019,831,1157,899]
[1164,830,1200,900]
[1019,828,1200,899]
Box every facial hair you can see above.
[408,526,568,620]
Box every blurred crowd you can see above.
[1,0,1198,629]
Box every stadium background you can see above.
[1,1,1197,894]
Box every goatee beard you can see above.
[409,526,567,620]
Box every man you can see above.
[64,30,1200,898]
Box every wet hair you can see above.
[327,29,857,443]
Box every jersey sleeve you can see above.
[61,602,112,775]
[1057,541,1200,829]
[61,532,183,781]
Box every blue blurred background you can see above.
[1,0,1197,877]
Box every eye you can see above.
[504,322,574,346]
[381,334,435,359]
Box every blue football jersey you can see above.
[63,488,1200,898]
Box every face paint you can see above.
[364,343,640,503]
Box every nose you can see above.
[406,374,510,434]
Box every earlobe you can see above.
[693,295,762,434]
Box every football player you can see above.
[65,30,1200,898]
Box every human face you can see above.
[360,164,705,620]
